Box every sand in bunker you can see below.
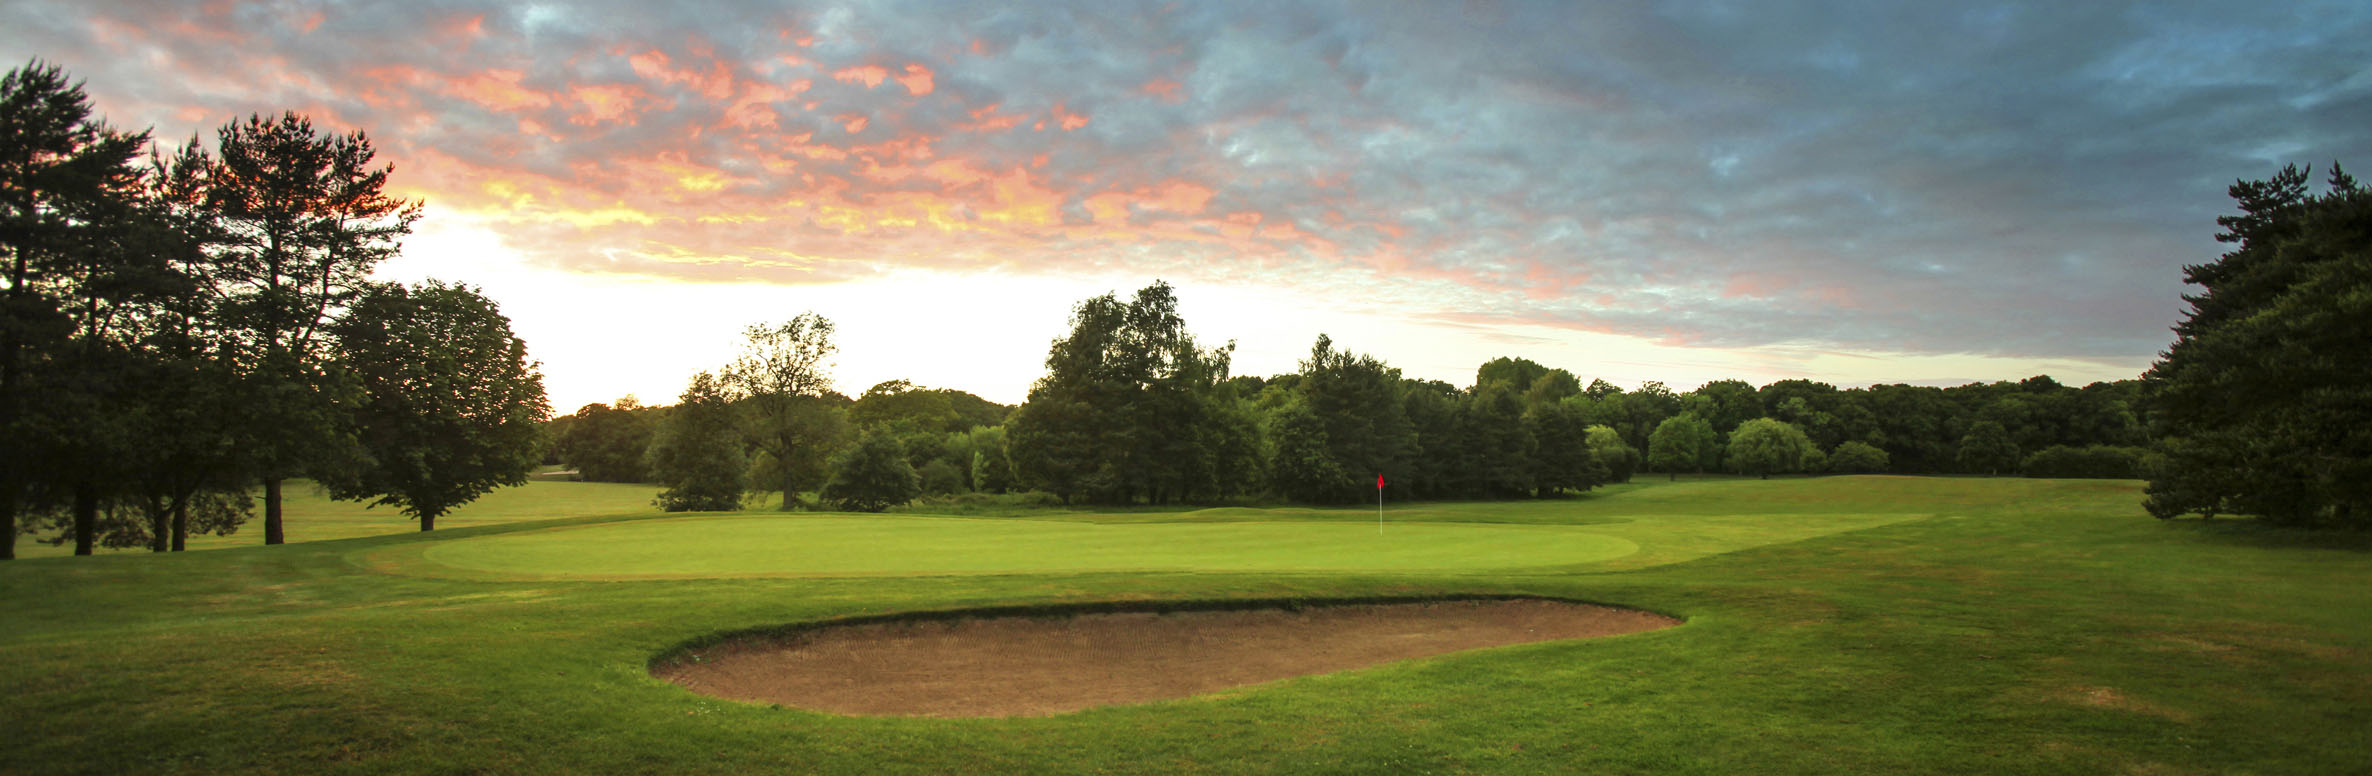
[656,599,1680,717]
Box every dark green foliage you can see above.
[322,281,549,528]
[556,398,657,483]
[722,313,838,509]
[1727,418,1814,479]
[1262,400,1348,502]
[1827,440,1891,473]
[2144,163,2370,528]
[821,430,920,512]
[961,426,1014,493]
[648,372,747,512]
[916,459,964,496]
[848,379,1007,433]
[2022,445,2141,479]
[1584,424,1638,484]
[0,60,183,557]
[1685,379,1762,435]
[198,111,420,544]
[1647,413,1717,480]
[1473,357,1549,394]
[1290,335,1416,502]
[1957,420,2021,476]
[1006,281,1234,504]
[1524,403,1603,495]
[1398,380,1463,499]
[1457,381,1533,497]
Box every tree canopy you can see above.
[2144,163,2370,527]
[324,281,549,528]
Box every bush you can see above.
[918,459,966,495]
[2022,445,2144,479]
[821,431,922,512]
[1828,441,1891,473]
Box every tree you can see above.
[0,61,179,558]
[556,397,656,482]
[1262,400,1348,503]
[722,313,837,509]
[963,425,1014,493]
[1685,379,1762,435]
[1647,413,1716,481]
[1827,440,1890,473]
[821,430,920,512]
[199,111,420,544]
[1957,420,2020,476]
[1525,403,1604,496]
[1727,418,1814,479]
[1457,381,1533,498]
[1293,335,1414,502]
[648,372,747,512]
[1007,282,1232,504]
[322,281,549,530]
[1584,424,1639,483]
[2144,163,2370,527]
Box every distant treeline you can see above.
[564,281,2148,511]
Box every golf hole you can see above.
[652,597,1682,717]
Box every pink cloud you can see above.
[833,65,888,89]
[894,64,934,96]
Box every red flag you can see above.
[1377,473,1386,489]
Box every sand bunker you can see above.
[654,598,1680,717]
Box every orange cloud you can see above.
[630,48,734,100]
[833,65,888,89]
[961,103,1026,132]
[568,83,650,126]
[836,114,870,133]
[1140,79,1184,103]
[451,69,550,112]
[894,64,934,96]
[1051,102,1090,131]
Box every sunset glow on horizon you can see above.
[9,2,2367,411]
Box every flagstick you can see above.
[1377,478,1384,534]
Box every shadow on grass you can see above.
[2157,516,2372,551]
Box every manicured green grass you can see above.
[418,515,1645,578]
[3,476,2366,774]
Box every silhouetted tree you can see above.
[323,281,548,530]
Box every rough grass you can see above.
[2,476,2367,774]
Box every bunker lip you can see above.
[651,596,1683,718]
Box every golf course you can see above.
[2,475,2365,774]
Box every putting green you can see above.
[416,515,1641,579]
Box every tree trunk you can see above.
[72,484,97,556]
[420,512,435,532]
[170,498,188,552]
[778,465,797,511]
[1668,471,1677,482]
[148,500,169,553]
[1760,472,1769,480]
[264,478,285,544]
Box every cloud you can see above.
[5,0,2369,368]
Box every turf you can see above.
[8,479,663,558]
[2,476,2366,774]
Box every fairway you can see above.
[418,515,1642,578]
[6,476,2367,775]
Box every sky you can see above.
[5,1,2368,410]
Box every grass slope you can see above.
[2,476,2366,774]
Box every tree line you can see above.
[565,280,2156,512]
[1,62,548,559]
